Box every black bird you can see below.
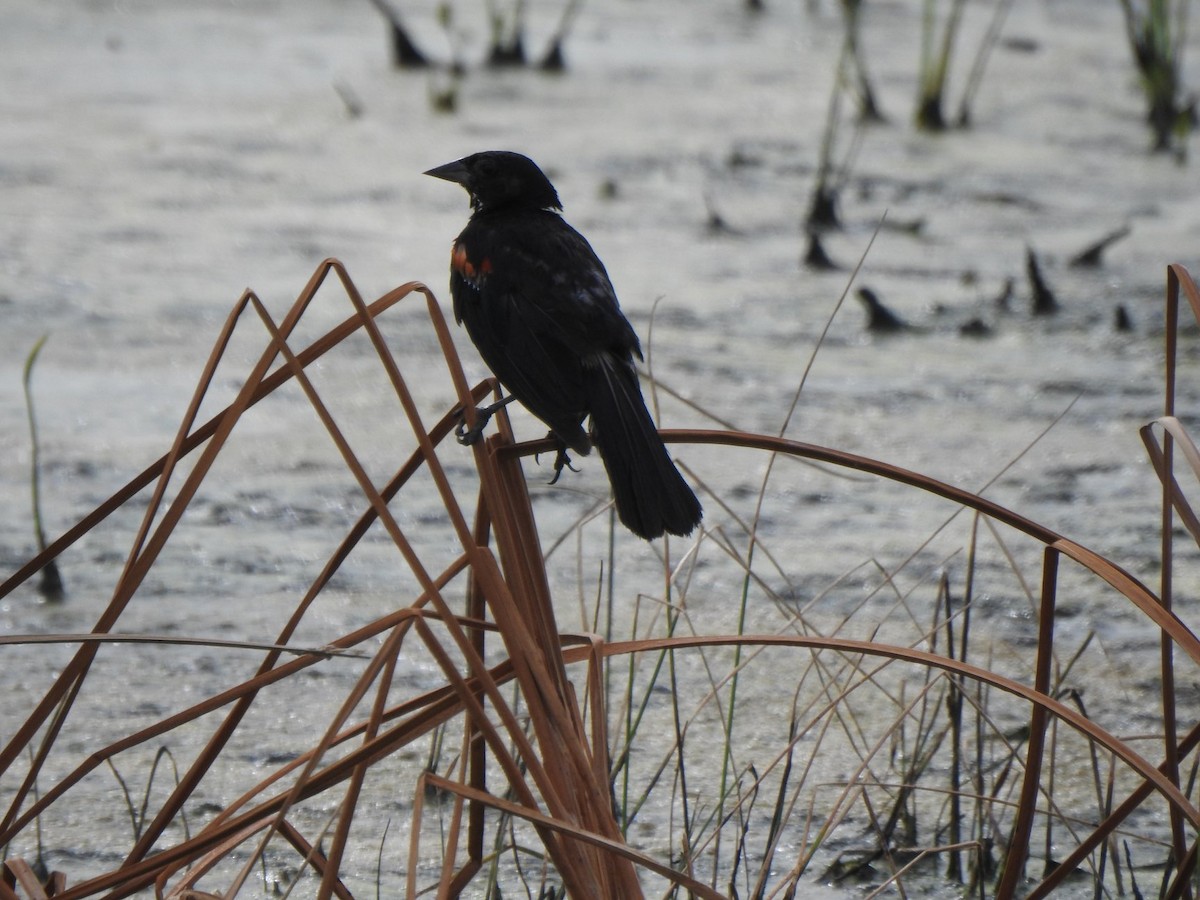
[425,151,703,540]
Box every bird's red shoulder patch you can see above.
[451,243,493,284]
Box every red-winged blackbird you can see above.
[425,150,703,540]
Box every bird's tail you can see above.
[585,360,703,540]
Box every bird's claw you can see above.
[455,395,516,446]
[455,417,484,446]
[546,447,579,485]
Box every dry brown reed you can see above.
[3,261,1200,898]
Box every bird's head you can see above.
[424,151,562,214]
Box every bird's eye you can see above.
[476,158,497,177]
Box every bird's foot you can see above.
[455,394,516,445]
[536,435,580,484]
[547,447,580,485]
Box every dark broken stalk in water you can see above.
[804,31,852,234]
[1117,0,1195,153]
[1069,225,1132,268]
[485,0,527,66]
[992,276,1014,312]
[916,0,967,131]
[539,0,585,71]
[1115,304,1135,332]
[857,286,909,333]
[841,0,885,122]
[364,0,431,68]
[332,81,364,118]
[23,335,64,602]
[804,231,839,270]
[954,0,1016,127]
[425,3,465,112]
[1025,246,1059,315]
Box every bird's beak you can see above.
[424,159,470,185]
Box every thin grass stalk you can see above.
[1059,690,1115,893]
[612,584,650,833]
[778,663,938,880]
[436,731,473,894]
[1142,418,1200,543]
[841,0,884,121]
[1101,753,1125,897]
[580,634,613,814]
[140,748,184,844]
[458,493,495,888]
[1159,266,1189,881]
[862,789,912,899]
[1164,839,1200,900]
[878,690,949,849]
[275,816,354,899]
[754,670,860,876]
[608,604,682,826]
[641,302,703,877]
[916,0,967,130]
[650,638,836,864]
[748,715,802,898]
[743,673,836,893]
[996,546,1058,897]
[725,767,755,899]
[104,759,140,844]
[954,0,1015,127]
[666,601,697,887]
[969,665,991,896]
[22,334,63,602]
[316,622,407,899]
[1041,714,1058,880]
[947,516,981,883]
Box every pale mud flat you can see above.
[1,0,1200,895]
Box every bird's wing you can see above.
[492,218,642,361]
[450,214,644,446]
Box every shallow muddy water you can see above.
[3,0,1200,896]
